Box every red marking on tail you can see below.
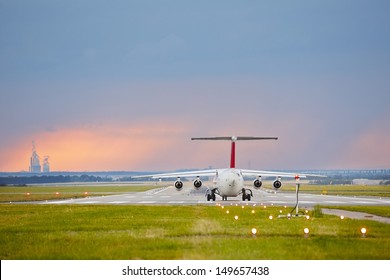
[230,141,236,168]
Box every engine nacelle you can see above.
[253,178,262,189]
[193,178,202,189]
[273,179,282,190]
[174,180,183,191]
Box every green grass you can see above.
[0,185,160,202]
[324,206,390,218]
[0,204,389,260]
[262,184,390,197]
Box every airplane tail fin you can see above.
[191,136,278,168]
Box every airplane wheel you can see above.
[207,194,211,201]
[212,194,216,201]
[246,194,251,201]
[242,194,246,201]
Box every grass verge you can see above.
[0,185,160,202]
[0,204,389,260]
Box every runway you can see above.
[42,186,390,207]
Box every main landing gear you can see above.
[241,188,253,201]
[206,188,219,201]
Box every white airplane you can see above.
[133,136,321,201]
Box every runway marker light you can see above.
[26,192,30,196]
[251,210,255,214]
[340,215,344,220]
[84,192,88,195]
[251,228,257,235]
[242,206,245,209]
[263,206,267,209]
[221,206,224,209]
[55,192,59,195]
[304,228,310,238]
[279,210,283,214]
[306,215,310,220]
[226,210,230,214]
[269,215,273,220]
[305,210,309,214]
[234,215,239,220]
[284,205,287,209]
[361,227,367,238]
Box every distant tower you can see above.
[42,156,50,173]
[29,141,41,173]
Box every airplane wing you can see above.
[241,169,326,179]
[132,169,218,179]
[132,169,325,180]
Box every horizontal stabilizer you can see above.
[191,136,278,141]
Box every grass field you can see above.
[0,185,160,202]
[0,204,389,260]
[261,184,390,197]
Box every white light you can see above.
[251,210,255,214]
[361,227,367,237]
[221,206,224,209]
[234,215,239,220]
[279,210,283,214]
[306,215,310,220]
[269,215,273,220]
[251,228,257,235]
[226,210,230,214]
[242,206,245,209]
[340,215,344,220]
[304,228,310,235]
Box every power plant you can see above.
[29,141,50,173]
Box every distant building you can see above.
[42,156,50,173]
[29,141,42,173]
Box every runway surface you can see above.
[42,186,390,207]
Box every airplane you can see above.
[132,136,322,201]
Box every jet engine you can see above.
[273,178,282,190]
[174,179,183,191]
[253,177,262,189]
[193,178,202,189]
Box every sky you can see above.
[0,0,389,172]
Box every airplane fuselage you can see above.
[213,168,245,197]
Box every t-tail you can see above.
[191,136,278,168]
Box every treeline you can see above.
[0,175,113,185]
